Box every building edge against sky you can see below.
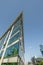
[0,12,25,65]
[40,45,43,56]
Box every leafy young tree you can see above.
[37,60,43,65]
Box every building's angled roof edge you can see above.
[0,12,23,40]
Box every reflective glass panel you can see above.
[4,43,19,58]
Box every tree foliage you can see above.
[37,60,43,65]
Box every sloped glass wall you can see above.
[4,43,19,58]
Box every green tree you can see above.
[11,48,18,56]
[37,60,43,65]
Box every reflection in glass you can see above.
[4,43,19,58]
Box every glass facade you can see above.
[0,35,6,49]
[4,43,19,58]
[8,32,20,45]
[11,21,21,36]
[0,20,22,58]
[0,13,24,65]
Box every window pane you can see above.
[8,32,20,45]
[11,20,21,36]
[4,43,19,58]
[11,25,21,36]
[0,35,6,50]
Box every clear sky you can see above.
[0,0,43,63]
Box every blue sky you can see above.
[0,0,43,63]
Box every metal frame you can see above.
[0,12,24,65]
[0,26,14,65]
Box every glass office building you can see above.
[0,12,24,65]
